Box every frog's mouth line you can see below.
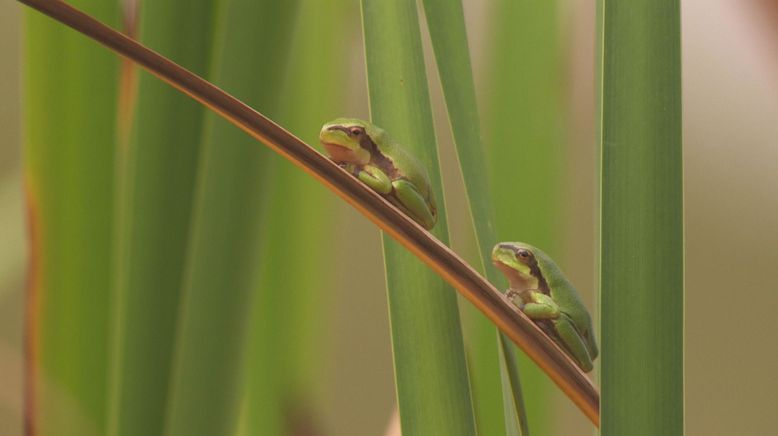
[321,142,350,151]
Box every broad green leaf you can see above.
[599,0,684,434]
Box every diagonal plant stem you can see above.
[18,0,600,425]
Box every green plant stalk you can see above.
[162,2,300,436]
[23,1,118,434]
[108,1,221,435]
[240,1,353,434]
[420,0,528,434]
[361,1,477,435]
[599,1,684,435]
[484,1,565,433]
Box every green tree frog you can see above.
[492,242,599,372]
[319,118,437,229]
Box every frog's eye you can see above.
[349,127,363,136]
[517,249,530,259]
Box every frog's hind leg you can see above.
[522,291,561,319]
[357,165,392,194]
[553,314,594,372]
[391,179,436,230]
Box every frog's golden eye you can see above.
[349,127,362,136]
[517,249,530,259]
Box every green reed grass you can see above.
[23,1,118,434]
[599,1,684,434]
[162,2,299,436]
[108,1,221,435]
[420,0,528,434]
[361,1,477,435]
[240,1,353,434]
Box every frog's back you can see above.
[366,124,434,200]
[534,248,593,332]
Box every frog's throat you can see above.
[322,142,370,165]
[494,259,539,292]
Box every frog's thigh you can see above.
[392,179,436,229]
[553,315,594,372]
[357,165,392,194]
[522,292,560,319]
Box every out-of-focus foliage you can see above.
[482,1,566,434]
[108,1,221,435]
[23,2,118,435]
[163,2,298,436]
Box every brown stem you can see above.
[18,0,600,425]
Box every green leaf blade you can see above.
[599,0,684,434]
[23,1,119,434]
[420,1,528,435]
[108,1,223,435]
[362,1,477,435]
[162,2,301,436]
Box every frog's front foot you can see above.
[504,289,526,310]
[505,289,520,301]
[338,162,357,175]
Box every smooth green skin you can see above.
[319,118,437,229]
[492,242,598,372]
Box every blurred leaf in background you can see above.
[482,1,566,434]
[235,0,358,435]
[163,1,299,436]
[108,1,221,435]
[23,1,119,435]
[0,4,24,435]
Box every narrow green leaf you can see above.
[23,1,118,434]
[108,2,221,435]
[361,1,476,435]
[163,2,299,436]
[498,336,530,436]
[599,0,684,434]
[484,1,566,433]
[420,1,528,434]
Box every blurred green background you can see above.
[1,0,776,435]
